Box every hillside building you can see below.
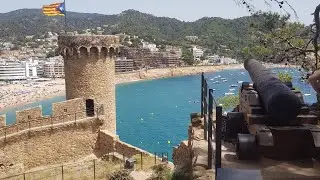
[115,57,134,72]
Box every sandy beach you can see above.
[0,63,289,111]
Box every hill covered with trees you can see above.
[0,10,266,55]
[0,9,312,63]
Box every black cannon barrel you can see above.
[244,59,302,126]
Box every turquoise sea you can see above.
[0,68,317,160]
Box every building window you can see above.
[28,115,31,119]
[64,108,67,113]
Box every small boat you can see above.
[229,88,235,91]
[221,78,226,80]
[217,75,221,78]
[304,94,311,96]
[230,84,238,87]
[222,80,228,82]
[225,92,235,95]
[213,81,220,84]
[238,81,243,84]
[210,78,214,81]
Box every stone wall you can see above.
[0,114,5,127]
[52,98,86,122]
[115,140,150,158]
[97,130,152,158]
[0,117,101,177]
[96,130,117,157]
[0,98,90,138]
[16,106,42,124]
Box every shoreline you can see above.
[0,63,290,112]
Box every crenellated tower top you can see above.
[58,35,120,59]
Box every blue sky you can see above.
[1,0,319,25]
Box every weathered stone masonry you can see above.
[58,35,119,134]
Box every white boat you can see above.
[229,88,235,91]
[225,92,235,95]
[230,84,238,87]
[238,81,243,84]
[213,81,220,84]
[221,78,226,80]
[210,78,214,81]
[222,80,228,82]
[217,75,221,78]
[304,94,311,96]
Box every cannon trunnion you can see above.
[222,59,320,160]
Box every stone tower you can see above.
[58,35,119,133]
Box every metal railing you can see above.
[0,151,169,180]
[200,72,223,177]
[0,106,103,140]
[201,72,209,140]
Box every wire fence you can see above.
[0,106,103,140]
[0,151,169,180]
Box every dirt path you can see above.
[130,170,152,180]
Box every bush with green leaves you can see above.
[278,72,292,83]
[147,164,172,180]
[107,169,134,180]
[217,95,239,112]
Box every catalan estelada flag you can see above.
[42,2,66,16]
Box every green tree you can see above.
[217,95,239,112]
[159,45,166,52]
[278,72,293,83]
[46,50,56,58]
[131,38,142,48]
[242,12,313,66]
[181,48,194,65]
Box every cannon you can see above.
[222,59,320,160]
[244,59,302,126]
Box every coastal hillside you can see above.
[0,9,261,55]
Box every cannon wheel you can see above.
[236,134,258,160]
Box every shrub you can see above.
[217,95,239,111]
[278,72,292,83]
[107,169,134,180]
[147,164,172,180]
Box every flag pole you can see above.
[64,0,67,33]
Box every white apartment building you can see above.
[0,61,27,81]
[43,62,64,78]
[185,36,198,41]
[115,57,134,73]
[0,59,40,81]
[193,47,204,61]
[24,62,38,78]
[220,57,238,65]
[142,42,158,52]
[207,55,221,64]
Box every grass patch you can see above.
[131,153,159,171]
